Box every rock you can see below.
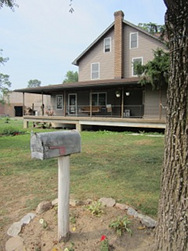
[5,236,24,251]
[52,198,58,206]
[7,222,22,237]
[137,214,156,228]
[20,213,36,225]
[69,199,82,206]
[36,201,52,214]
[99,198,116,207]
[7,213,36,237]
[127,207,138,217]
[85,199,92,205]
[115,203,129,210]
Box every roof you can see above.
[72,20,164,66]
[14,77,140,95]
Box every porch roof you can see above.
[14,77,140,95]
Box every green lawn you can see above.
[0,117,164,238]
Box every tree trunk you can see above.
[155,1,188,250]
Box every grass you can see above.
[0,118,164,240]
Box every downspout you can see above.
[159,87,162,120]
[121,87,124,118]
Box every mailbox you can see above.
[31,130,81,160]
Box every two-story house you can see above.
[15,11,167,131]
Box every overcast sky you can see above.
[0,0,166,90]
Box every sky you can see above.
[0,0,167,90]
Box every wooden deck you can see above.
[23,115,166,131]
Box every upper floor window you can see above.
[104,37,111,52]
[130,32,138,49]
[91,63,100,80]
[132,57,143,76]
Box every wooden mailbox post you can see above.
[30,130,81,241]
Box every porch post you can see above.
[23,92,25,116]
[121,87,124,118]
[64,91,66,117]
[90,90,92,117]
[42,93,44,116]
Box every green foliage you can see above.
[64,242,75,251]
[63,71,78,83]
[138,22,165,35]
[0,118,26,135]
[0,0,17,10]
[109,216,132,236]
[0,50,11,103]
[70,214,77,224]
[134,48,169,89]
[0,126,25,136]
[28,79,41,88]
[4,117,10,123]
[87,201,104,217]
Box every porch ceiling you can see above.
[14,78,140,95]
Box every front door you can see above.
[68,93,77,115]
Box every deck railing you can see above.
[24,104,166,119]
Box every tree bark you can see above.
[155,1,188,250]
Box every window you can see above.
[130,32,138,49]
[92,93,106,106]
[104,37,111,52]
[91,63,100,80]
[132,57,143,76]
[56,95,63,109]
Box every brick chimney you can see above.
[114,10,124,79]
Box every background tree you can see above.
[155,1,188,250]
[27,79,41,88]
[0,49,11,103]
[63,70,78,83]
[0,0,17,10]
[138,22,165,35]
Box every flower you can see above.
[39,218,44,224]
[100,235,107,241]
[100,235,109,251]
[39,218,48,229]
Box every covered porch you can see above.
[15,78,167,131]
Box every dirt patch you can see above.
[17,204,155,251]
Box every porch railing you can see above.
[24,104,166,119]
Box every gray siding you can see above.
[123,25,166,78]
[79,29,114,82]
[78,24,165,81]
[144,85,167,119]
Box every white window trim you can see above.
[91,62,100,80]
[56,95,63,110]
[92,92,107,106]
[103,37,111,53]
[129,32,138,49]
[132,57,143,76]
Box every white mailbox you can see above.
[31,130,81,160]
